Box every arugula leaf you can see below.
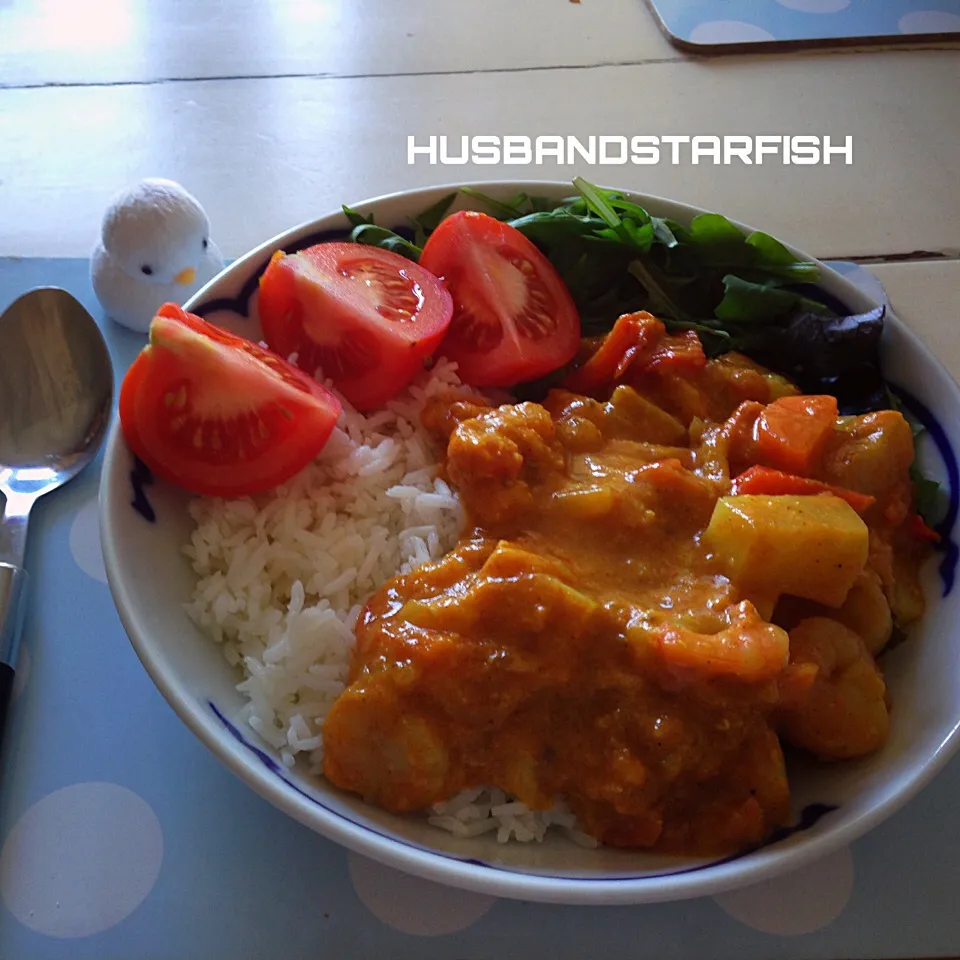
[348,222,422,261]
[715,275,831,323]
[571,177,617,220]
[510,207,607,245]
[529,194,572,212]
[911,464,943,526]
[458,186,528,220]
[746,231,806,267]
[894,401,946,527]
[688,213,745,245]
[409,191,458,247]
[342,204,374,228]
[603,197,652,226]
[626,259,685,320]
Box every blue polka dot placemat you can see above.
[1,256,960,959]
[644,0,960,52]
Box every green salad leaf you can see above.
[409,192,458,247]
[411,177,825,344]
[714,276,830,324]
[897,406,946,527]
[912,464,943,526]
[342,205,423,260]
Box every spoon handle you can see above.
[0,563,27,759]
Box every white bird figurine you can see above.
[91,178,224,333]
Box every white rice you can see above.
[183,357,594,847]
[428,788,597,847]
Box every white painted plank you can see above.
[0,0,677,86]
[870,261,960,382]
[0,51,957,259]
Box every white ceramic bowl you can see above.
[100,181,960,905]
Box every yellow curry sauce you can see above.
[323,313,928,855]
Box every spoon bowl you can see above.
[0,287,113,757]
[0,288,113,489]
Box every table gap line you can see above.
[842,251,960,265]
[1,57,680,91]
[1,43,958,92]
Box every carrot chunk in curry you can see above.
[322,320,930,856]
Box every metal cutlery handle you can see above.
[0,563,27,761]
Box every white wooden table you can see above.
[1,3,959,957]
[1,1,957,354]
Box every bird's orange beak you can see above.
[174,267,197,286]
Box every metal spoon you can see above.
[0,288,113,756]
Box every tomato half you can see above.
[420,211,581,387]
[257,243,454,410]
[119,303,341,497]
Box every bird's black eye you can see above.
[141,264,153,276]
[202,238,208,250]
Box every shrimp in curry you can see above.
[323,312,933,855]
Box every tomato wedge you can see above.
[420,211,581,387]
[641,330,707,376]
[562,312,665,396]
[910,513,941,543]
[257,243,454,410]
[119,303,341,497]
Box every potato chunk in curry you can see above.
[323,345,930,855]
[705,494,870,608]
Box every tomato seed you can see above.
[376,304,415,323]
[450,306,503,351]
[516,307,558,340]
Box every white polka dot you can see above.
[68,498,106,583]
[776,0,850,12]
[689,20,776,44]
[0,782,163,938]
[714,847,854,935]
[11,645,30,703]
[348,853,495,935]
[899,10,960,34]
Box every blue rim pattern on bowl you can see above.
[130,456,156,523]
[895,387,959,595]
[209,700,839,882]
